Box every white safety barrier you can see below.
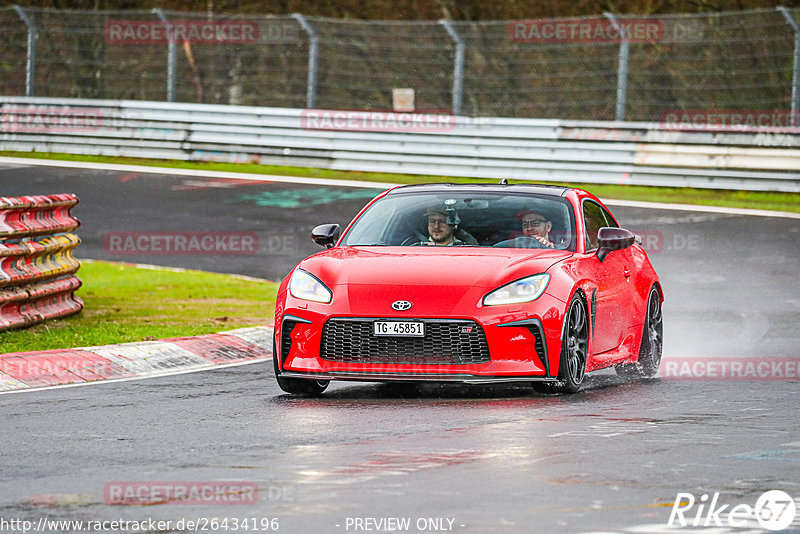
[1,97,799,192]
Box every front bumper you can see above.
[275,293,566,382]
[278,370,561,384]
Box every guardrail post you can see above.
[292,13,319,109]
[13,5,37,97]
[152,9,177,102]
[778,7,800,127]
[604,12,629,122]
[439,20,465,116]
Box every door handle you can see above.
[623,268,631,278]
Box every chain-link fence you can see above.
[1,7,798,122]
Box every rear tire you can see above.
[615,285,663,378]
[637,285,663,377]
[553,292,589,394]
[273,340,329,395]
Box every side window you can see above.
[583,201,618,251]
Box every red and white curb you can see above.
[0,326,273,394]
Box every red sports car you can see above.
[273,183,663,395]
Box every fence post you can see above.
[292,13,319,109]
[778,7,800,126]
[13,5,37,97]
[439,19,465,116]
[604,12,629,122]
[152,9,176,102]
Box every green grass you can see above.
[2,150,799,213]
[0,260,278,354]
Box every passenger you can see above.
[518,209,555,248]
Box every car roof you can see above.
[385,182,572,197]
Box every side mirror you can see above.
[311,224,340,248]
[597,227,636,261]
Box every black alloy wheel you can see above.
[638,286,663,377]
[556,293,589,393]
[616,285,663,379]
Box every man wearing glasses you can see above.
[519,210,555,248]
[423,205,464,246]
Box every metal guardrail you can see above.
[0,193,83,331]
[1,97,799,192]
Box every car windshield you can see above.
[341,191,576,251]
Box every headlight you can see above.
[483,274,550,306]
[289,269,332,303]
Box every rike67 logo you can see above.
[669,490,797,531]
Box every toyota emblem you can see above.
[391,300,413,311]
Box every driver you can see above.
[519,209,555,248]
[422,205,464,246]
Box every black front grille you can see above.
[321,319,490,365]
[528,323,549,376]
[280,320,298,363]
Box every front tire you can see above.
[554,292,589,393]
[273,341,329,395]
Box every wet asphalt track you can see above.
[0,162,799,533]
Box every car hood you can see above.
[297,246,572,315]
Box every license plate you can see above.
[373,321,425,337]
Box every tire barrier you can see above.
[0,194,82,331]
[0,193,81,237]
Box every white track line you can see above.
[0,156,396,190]
[79,258,275,283]
[1,156,798,219]
[602,198,800,219]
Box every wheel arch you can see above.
[554,283,592,377]
[565,281,596,351]
[629,280,664,363]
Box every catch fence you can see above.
[0,8,799,122]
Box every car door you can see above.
[581,200,636,355]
